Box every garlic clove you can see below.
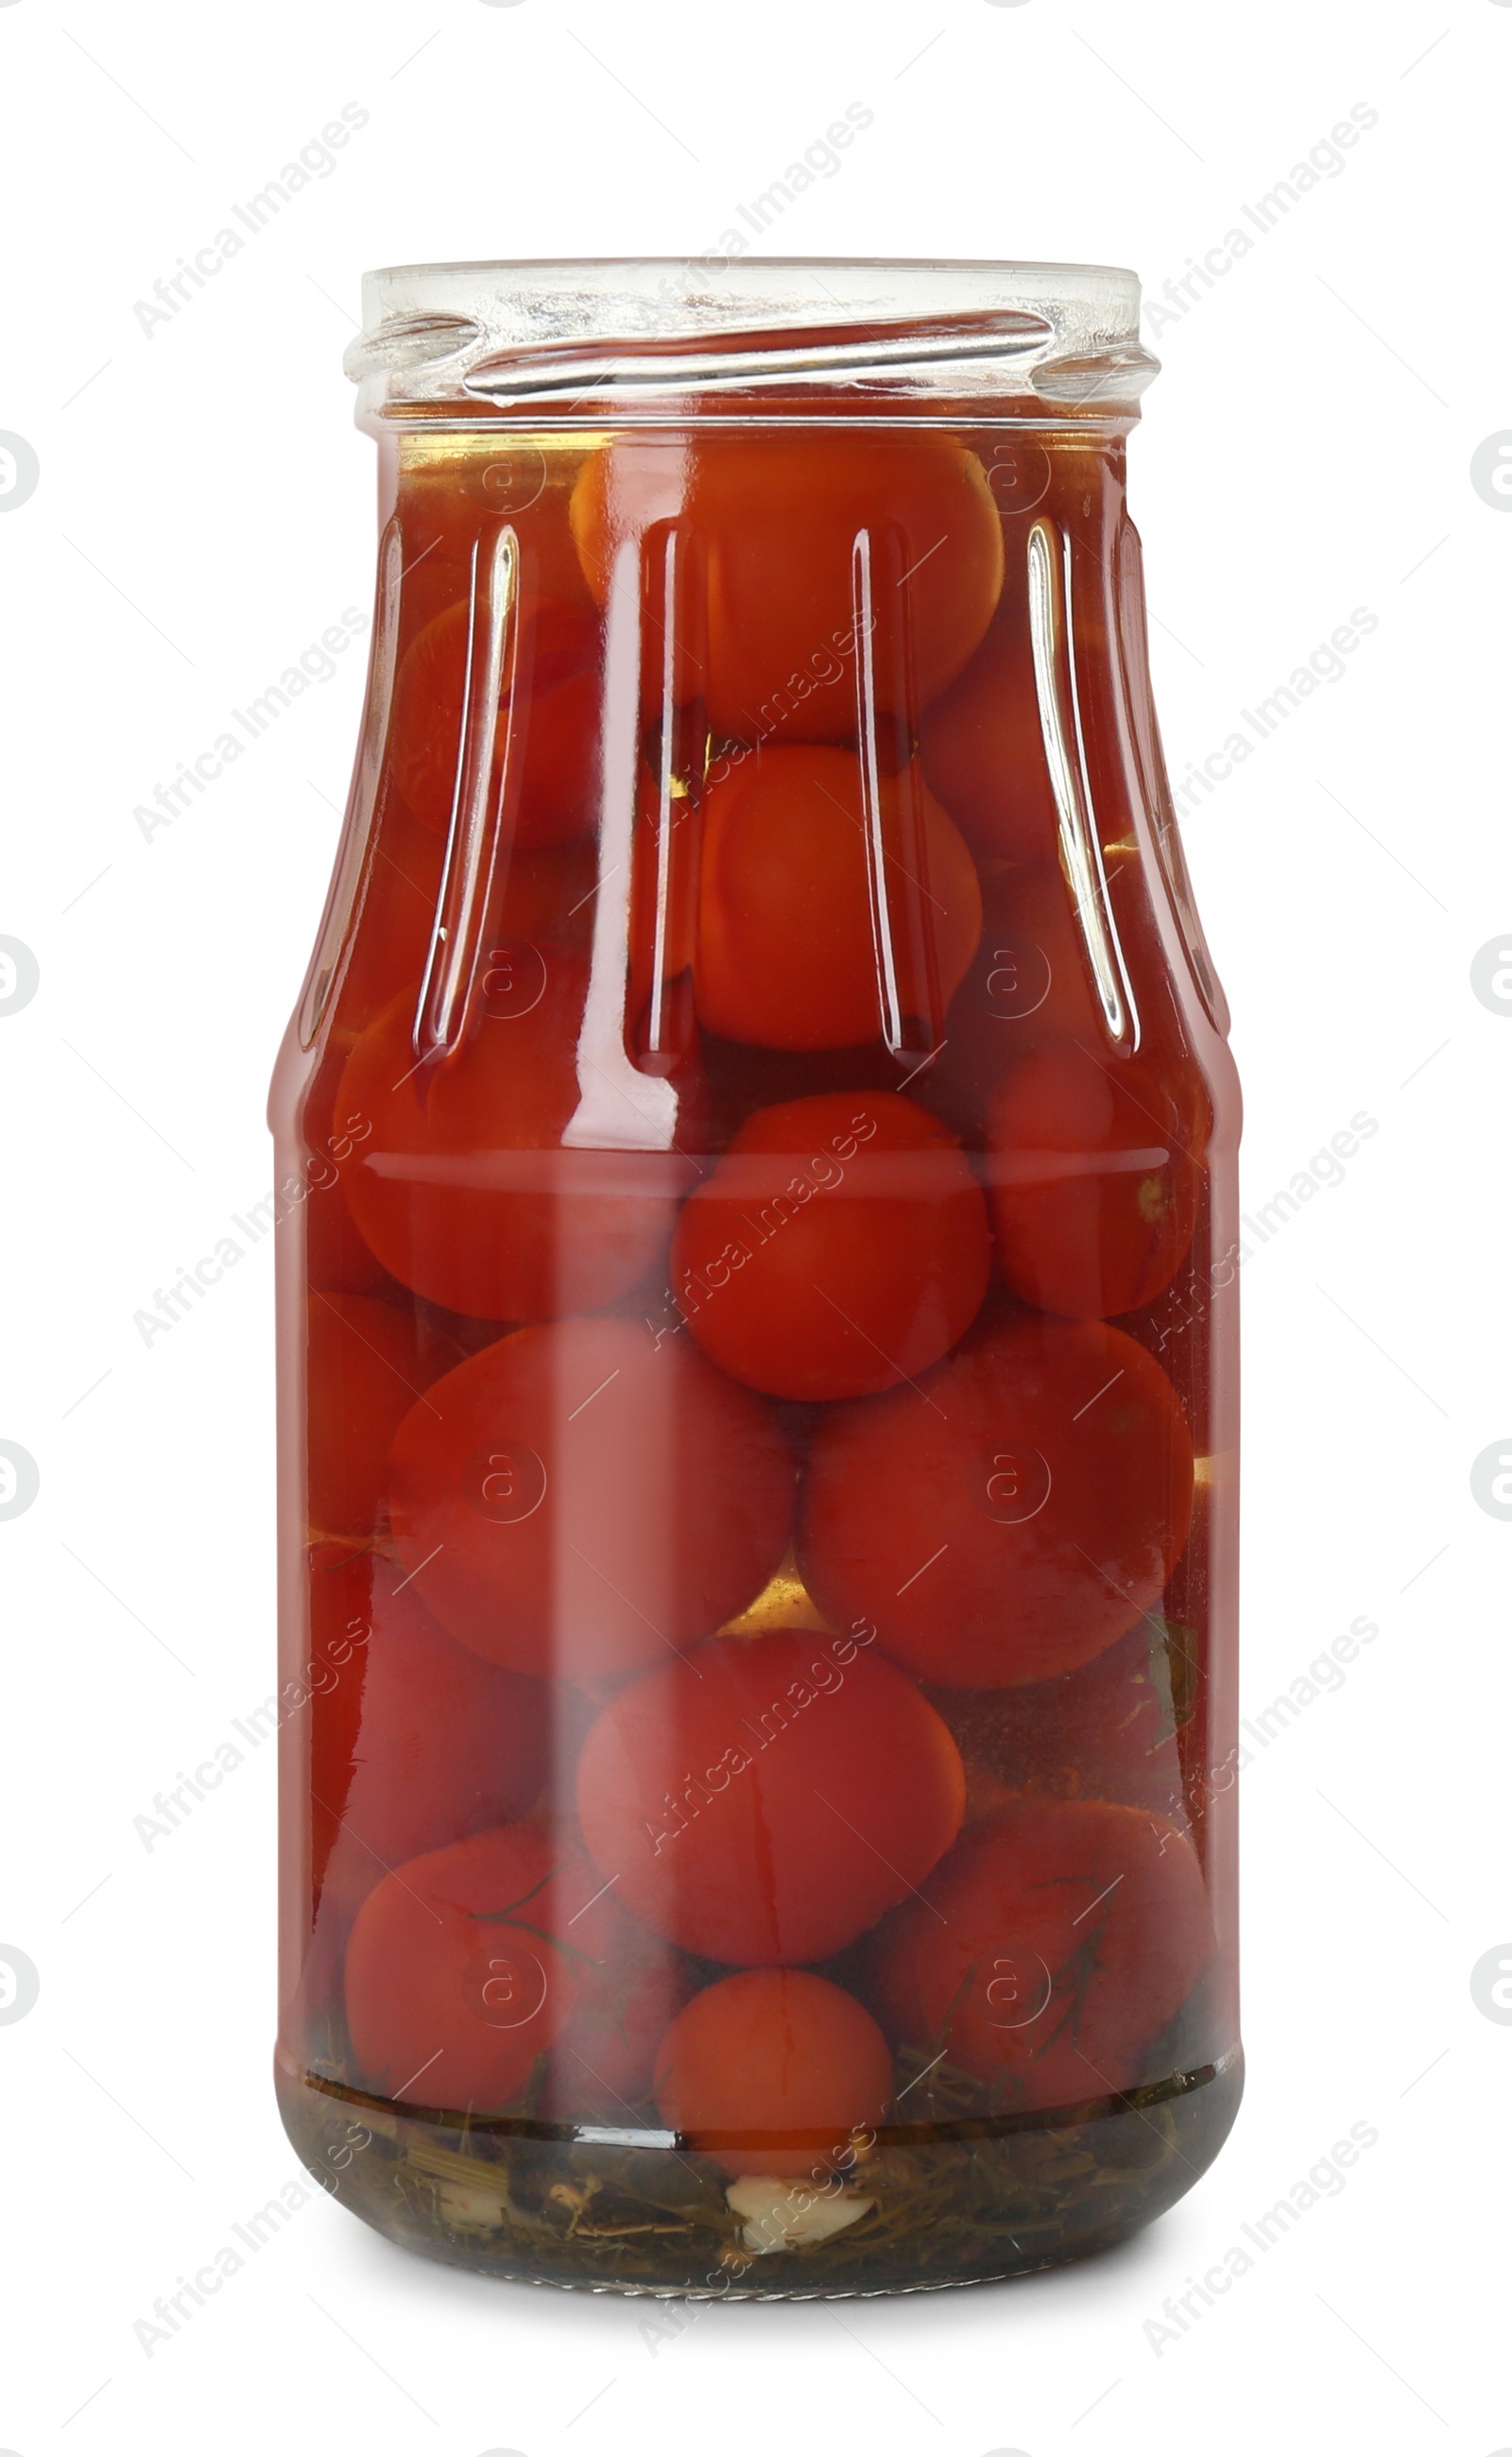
[726,2175,876,2254]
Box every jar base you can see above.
[276,2045,1243,2300]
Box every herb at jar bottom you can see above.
[278,2047,1242,2297]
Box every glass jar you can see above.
[271,258,1242,2297]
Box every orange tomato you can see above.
[670,1091,989,1400]
[696,747,981,1051]
[919,610,1062,866]
[655,1968,894,2177]
[336,952,678,1322]
[388,594,600,850]
[986,1041,1202,1319]
[915,859,1101,1143]
[571,433,1004,745]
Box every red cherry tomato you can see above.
[302,836,598,1310]
[655,1967,894,2177]
[296,1050,415,1303]
[986,1042,1202,1318]
[576,1628,965,1964]
[336,950,679,1321]
[919,611,1062,866]
[387,1315,794,1686]
[541,1912,692,2119]
[394,455,600,644]
[344,1823,603,2109]
[917,859,1102,1144]
[868,1798,1211,2109]
[696,748,982,1051]
[309,1552,549,1930]
[623,766,698,1074]
[799,1313,1194,1688]
[301,1177,403,1303]
[571,434,1004,745]
[699,1034,919,1152]
[305,1291,444,1540]
[388,594,601,850]
[927,1618,1188,1821]
[495,836,600,948]
[305,1543,372,1911]
[670,1091,989,1401]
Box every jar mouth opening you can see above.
[347,258,1157,425]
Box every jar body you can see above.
[272,287,1240,2294]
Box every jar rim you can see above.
[346,257,1157,425]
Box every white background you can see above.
[1,2,1507,2451]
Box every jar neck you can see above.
[348,260,1159,429]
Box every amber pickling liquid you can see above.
[272,280,1241,2295]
